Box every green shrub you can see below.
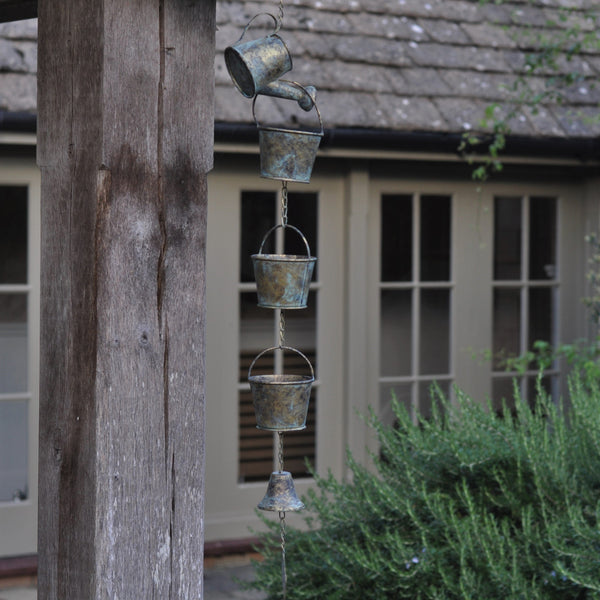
[247,376,600,599]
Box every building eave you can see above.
[0,111,598,165]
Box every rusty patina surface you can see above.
[257,471,305,512]
[250,373,312,431]
[252,253,316,309]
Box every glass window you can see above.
[492,196,558,408]
[420,195,451,281]
[420,288,450,375]
[494,196,522,280]
[381,194,412,282]
[380,290,412,377]
[379,193,453,421]
[0,294,28,394]
[0,187,27,284]
[0,399,28,502]
[529,197,557,280]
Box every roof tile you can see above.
[418,19,471,45]
[461,22,519,49]
[408,43,510,72]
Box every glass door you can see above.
[0,160,40,558]
[204,169,345,541]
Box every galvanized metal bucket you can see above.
[248,345,314,431]
[252,224,317,309]
[257,471,305,512]
[253,85,324,183]
[224,13,292,98]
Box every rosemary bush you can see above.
[247,375,600,599]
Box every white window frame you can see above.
[0,157,40,558]
[361,179,585,457]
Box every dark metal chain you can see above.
[281,181,288,227]
[279,510,287,599]
[279,311,286,347]
[278,431,285,472]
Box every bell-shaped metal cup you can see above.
[225,13,292,98]
[258,471,305,512]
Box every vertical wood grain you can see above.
[37,1,215,597]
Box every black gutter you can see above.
[0,110,36,133]
[216,122,600,162]
[1,111,598,162]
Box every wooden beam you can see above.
[0,0,36,22]
[36,0,215,597]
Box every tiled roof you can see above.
[1,2,599,140]
[215,0,600,138]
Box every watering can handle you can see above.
[258,224,313,257]
[248,345,315,381]
[236,12,281,42]
[253,81,324,129]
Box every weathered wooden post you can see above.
[36,1,215,597]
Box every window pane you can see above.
[0,294,28,393]
[529,197,557,280]
[0,186,27,284]
[284,388,316,479]
[529,287,553,349]
[379,382,412,427]
[492,377,518,413]
[494,196,522,280]
[285,290,317,363]
[493,288,521,370]
[0,399,28,502]
[240,191,276,282]
[419,289,450,375]
[420,195,451,281]
[419,379,450,420]
[240,292,273,363]
[238,384,273,483]
[525,374,555,405]
[381,194,412,282]
[287,192,318,281]
[380,290,412,376]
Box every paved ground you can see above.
[0,556,267,600]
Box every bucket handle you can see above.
[248,345,315,381]
[252,81,323,131]
[236,12,281,43]
[257,224,313,257]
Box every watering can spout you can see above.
[258,81,317,111]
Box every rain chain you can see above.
[225,3,323,598]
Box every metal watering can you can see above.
[253,84,323,184]
[252,224,317,309]
[248,345,314,431]
[225,13,316,110]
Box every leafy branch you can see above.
[461,0,600,181]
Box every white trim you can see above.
[0,133,36,146]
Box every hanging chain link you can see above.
[277,0,285,28]
[280,181,289,227]
[278,431,285,472]
[277,111,288,600]
[279,510,287,599]
[278,311,286,347]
